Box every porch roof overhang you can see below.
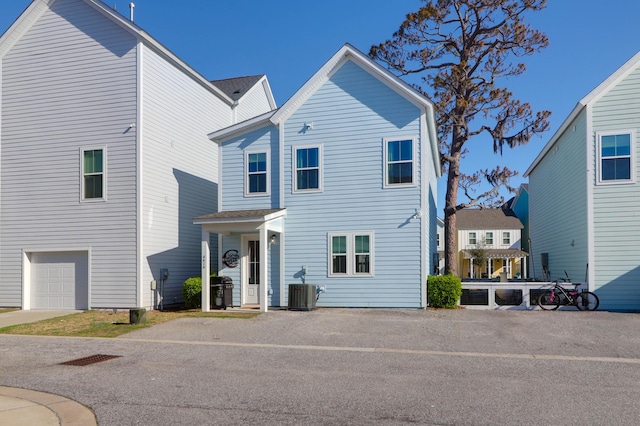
[194,208,286,233]
[462,249,529,259]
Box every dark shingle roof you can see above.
[210,75,264,101]
[456,208,523,230]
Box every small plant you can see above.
[428,274,462,309]
[182,276,202,309]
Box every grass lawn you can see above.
[0,309,259,338]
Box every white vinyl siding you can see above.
[0,0,139,308]
[140,44,228,308]
[234,79,274,123]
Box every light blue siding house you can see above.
[0,0,274,310]
[525,51,640,311]
[196,44,440,311]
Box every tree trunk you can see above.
[444,132,464,276]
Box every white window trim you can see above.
[383,136,418,188]
[328,231,374,277]
[485,231,494,245]
[292,144,323,193]
[244,149,271,197]
[502,231,511,245]
[80,146,106,202]
[596,130,636,185]
[469,232,477,245]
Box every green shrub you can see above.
[182,276,202,309]
[427,274,462,309]
[181,272,218,309]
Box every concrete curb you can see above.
[0,386,97,426]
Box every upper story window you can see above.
[437,233,441,248]
[598,132,634,183]
[329,232,374,276]
[469,232,477,245]
[82,147,105,201]
[502,232,511,245]
[294,145,322,192]
[485,232,494,245]
[246,150,269,196]
[384,137,416,187]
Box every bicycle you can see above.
[537,280,599,311]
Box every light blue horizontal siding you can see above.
[282,60,424,307]
[0,0,138,307]
[529,110,588,283]
[591,66,640,310]
[221,125,280,211]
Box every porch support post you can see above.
[201,228,211,312]
[260,226,269,312]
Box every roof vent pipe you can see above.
[129,3,135,22]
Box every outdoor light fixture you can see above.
[270,234,277,245]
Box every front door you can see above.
[243,235,260,305]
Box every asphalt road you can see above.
[1,308,640,425]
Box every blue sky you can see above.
[2,0,640,212]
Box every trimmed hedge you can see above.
[427,274,462,309]
[182,277,202,309]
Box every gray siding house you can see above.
[525,51,640,311]
[196,44,440,312]
[0,0,274,310]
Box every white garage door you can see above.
[31,252,89,310]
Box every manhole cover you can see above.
[59,354,121,366]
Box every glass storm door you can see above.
[243,237,260,305]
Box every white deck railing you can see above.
[459,281,587,310]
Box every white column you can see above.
[201,229,210,312]
[260,226,269,312]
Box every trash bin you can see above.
[210,276,233,309]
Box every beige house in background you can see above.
[456,207,528,280]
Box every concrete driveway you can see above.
[1,308,640,425]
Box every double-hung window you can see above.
[82,147,105,201]
[598,132,634,183]
[294,145,322,192]
[329,232,374,276]
[485,232,494,245]
[384,137,416,187]
[245,150,269,196]
[502,232,511,245]
[469,232,477,245]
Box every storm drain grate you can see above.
[59,354,121,366]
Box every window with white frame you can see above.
[245,150,269,195]
[82,147,105,201]
[469,232,477,245]
[502,232,510,245]
[598,132,634,183]
[329,232,374,276]
[384,137,416,187]
[294,145,322,192]
[485,232,494,245]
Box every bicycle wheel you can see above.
[538,290,561,310]
[576,292,599,311]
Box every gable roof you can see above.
[208,43,441,176]
[456,208,523,230]
[211,75,265,101]
[525,50,640,177]
[0,0,234,105]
